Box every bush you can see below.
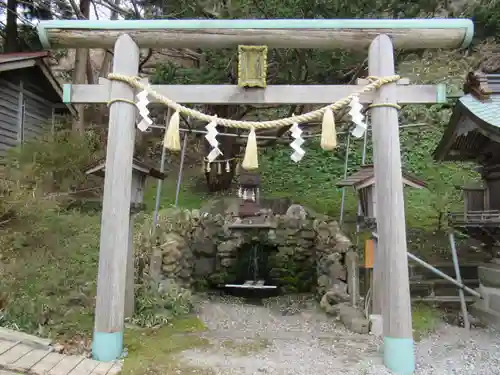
[0,132,196,344]
[131,281,196,328]
[0,128,104,221]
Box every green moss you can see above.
[122,316,212,375]
[220,337,271,356]
[412,303,442,341]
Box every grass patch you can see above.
[122,316,213,375]
[143,167,209,211]
[220,337,271,356]
[412,303,442,341]
[0,212,101,341]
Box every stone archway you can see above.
[149,208,352,298]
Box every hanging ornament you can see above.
[289,121,305,163]
[205,116,222,162]
[242,127,259,170]
[238,187,243,198]
[217,162,222,175]
[225,160,231,173]
[349,96,367,138]
[136,90,153,132]
[206,162,211,172]
[163,109,181,151]
[251,191,256,202]
[320,108,337,151]
[243,190,248,200]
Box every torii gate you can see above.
[37,18,473,375]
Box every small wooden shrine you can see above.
[86,158,166,210]
[434,70,500,329]
[336,164,426,227]
[434,71,500,254]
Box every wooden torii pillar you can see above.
[37,18,473,374]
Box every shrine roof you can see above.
[85,158,166,180]
[434,72,500,164]
[336,164,426,190]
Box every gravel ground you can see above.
[180,297,500,375]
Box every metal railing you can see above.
[448,210,500,224]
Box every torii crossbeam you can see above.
[37,18,474,375]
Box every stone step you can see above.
[478,264,500,288]
[412,295,476,304]
[359,263,481,282]
[410,278,479,286]
[408,278,479,298]
[469,303,500,329]
[409,263,480,281]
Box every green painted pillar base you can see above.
[384,336,415,375]
[92,331,124,362]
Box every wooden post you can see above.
[368,34,414,375]
[125,211,135,319]
[174,134,188,207]
[92,34,139,362]
[346,250,359,307]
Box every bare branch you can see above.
[139,49,154,72]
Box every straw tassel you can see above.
[163,109,181,151]
[225,160,230,173]
[217,162,222,175]
[242,127,259,170]
[320,108,337,151]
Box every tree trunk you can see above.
[4,0,18,53]
[204,105,242,192]
[71,0,91,135]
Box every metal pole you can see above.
[339,131,351,225]
[449,231,471,329]
[372,232,481,299]
[148,122,428,138]
[355,118,370,243]
[174,133,188,207]
[153,108,172,228]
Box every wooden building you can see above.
[0,52,76,156]
[433,71,500,253]
[435,71,500,328]
[336,164,426,223]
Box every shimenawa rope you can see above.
[106,73,401,169]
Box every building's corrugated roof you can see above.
[0,51,76,116]
[459,94,500,129]
[0,51,49,64]
[336,164,426,189]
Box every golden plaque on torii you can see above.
[238,45,268,88]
